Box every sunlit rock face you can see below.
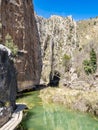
[1,0,42,91]
[0,45,17,127]
[36,15,77,85]
[36,15,98,88]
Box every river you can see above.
[17,91,98,130]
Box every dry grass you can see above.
[40,87,98,114]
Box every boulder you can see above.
[0,44,17,127]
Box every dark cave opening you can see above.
[48,70,60,87]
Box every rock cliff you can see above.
[0,44,17,127]
[36,15,78,85]
[0,0,98,90]
[36,15,98,88]
[1,0,42,91]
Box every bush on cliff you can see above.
[62,53,71,72]
[83,48,97,75]
[5,34,18,56]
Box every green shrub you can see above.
[63,54,71,72]
[83,48,97,75]
[5,34,18,56]
[83,60,92,75]
[90,48,97,72]
[94,21,96,25]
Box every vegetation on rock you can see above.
[83,48,97,75]
[90,48,97,73]
[5,34,18,56]
[62,53,71,72]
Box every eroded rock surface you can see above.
[0,45,17,127]
[36,15,98,89]
[1,0,42,91]
[36,15,77,85]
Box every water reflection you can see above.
[42,103,98,130]
[17,92,98,130]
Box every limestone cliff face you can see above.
[36,15,98,87]
[1,0,42,90]
[36,15,77,84]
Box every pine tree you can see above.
[90,48,97,73]
[83,48,97,75]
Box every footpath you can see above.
[0,104,26,130]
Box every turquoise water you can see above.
[17,91,98,130]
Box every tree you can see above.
[83,48,97,75]
[90,48,97,73]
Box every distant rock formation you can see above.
[1,0,42,91]
[0,44,17,127]
[36,15,77,85]
[36,15,98,88]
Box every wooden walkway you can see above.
[0,104,26,130]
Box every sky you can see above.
[33,0,98,21]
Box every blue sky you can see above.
[33,0,98,20]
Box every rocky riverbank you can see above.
[40,87,98,116]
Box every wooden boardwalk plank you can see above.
[0,104,26,130]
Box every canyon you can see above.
[0,1,98,91]
[0,0,98,128]
[0,0,42,127]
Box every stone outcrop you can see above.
[0,107,11,128]
[36,15,98,88]
[1,0,42,91]
[0,44,17,127]
[36,15,77,85]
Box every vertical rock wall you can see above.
[0,45,17,127]
[36,15,77,84]
[1,0,42,90]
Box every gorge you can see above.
[0,0,42,128]
[17,14,98,130]
[0,0,98,129]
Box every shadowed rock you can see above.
[1,0,42,91]
[0,44,17,127]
